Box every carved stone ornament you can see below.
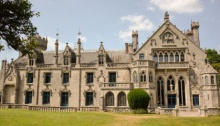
[59,86,71,96]
[41,86,53,96]
[163,32,174,44]
[8,76,13,81]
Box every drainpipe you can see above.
[36,69,40,105]
[78,68,81,110]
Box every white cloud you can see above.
[46,36,73,51]
[150,0,203,14]
[77,35,87,43]
[119,15,154,41]
[147,6,155,11]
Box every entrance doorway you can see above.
[168,94,176,108]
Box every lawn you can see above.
[0,109,220,126]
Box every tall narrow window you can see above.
[205,76,208,85]
[118,92,126,106]
[157,77,164,106]
[86,92,93,106]
[25,91,32,104]
[153,53,158,62]
[159,53,163,62]
[29,59,34,66]
[193,95,199,106]
[60,92,69,106]
[180,52,185,62]
[139,53,145,60]
[211,76,214,84]
[27,73,33,83]
[133,71,137,83]
[178,77,185,106]
[64,56,69,65]
[170,52,174,62]
[109,72,116,82]
[175,52,179,62]
[63,73,69,84]
[99,55,104,65]
[42,92,50,104]
[87,73,94,84]
[164,52,168,62]
[140,71,146,82]
[149,72,153,82]
[44,73,51,84]
[167,75,175,91]
[106,92,114,106]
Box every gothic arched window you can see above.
[180,52,185,62]
[153,53,158,62]
[205,76,208,85]
[167,75,175,91]
[159,53,163,62]
[178,76,185,106]
[164,52,168,62]
[175,52,179,62]
[140,71,146,82]
[170,52,174,62]
[211,76,214,84]
[64,56,69,65]
[106,92,114,106]
[157,77,164,106]
[118,92,126,106]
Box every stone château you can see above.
[0,12,219,111]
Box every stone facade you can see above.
[0,12,219,111]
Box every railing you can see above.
[156,62,189,69]
[80,63,96,68]
[36,64,54,68]
[29,106,77,112]
[107,63,130,68]
[15,64,26,69]
[100,83,133,90]
[0,104,29,109]
[80,107,99,112]
[131,60,155,67]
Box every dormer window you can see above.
[99,55,104,65]
[64,56,69,65]
[29,59,34,66]
[139,53,145,60]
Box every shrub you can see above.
[127,88,150,114]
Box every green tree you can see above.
[0,0,39,56]
[206,49,220,85]
[206,49,220,63]
[127,88,150,114]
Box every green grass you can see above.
[0,109,220,126]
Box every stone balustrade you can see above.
[29,106,77,112]
[156,62,189,69]
[36,64,54,68]
[80,63,96,68]
[80,107,99,112]
[100,83,133,90]
[107,63,130,68]
[131,60,155,67]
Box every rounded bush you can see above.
[127,88,150,113]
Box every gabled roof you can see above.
[201,64,218,74]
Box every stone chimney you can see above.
[132,30,138,53]
[54,33,59,66]
[191,22,200,47]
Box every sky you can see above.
[1,0,220,66]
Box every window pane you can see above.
[43,92,50,104]
[159,53,163,62]
[139,54,145,60]
[170,53,174,62]
[25,91,32,104]
[193,95,199,106]
[45,73,51,83]
[153,53,158,62]
[87,73,93,84]
[164,53,168,62]
[175,52,179,62]
[61,92,69,106]
[109,72,116,82]
[86,92,93,106]
[27,73,33,83]
[180,52,185,62]
[63,73,69,84]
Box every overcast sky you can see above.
[1,0,220,66]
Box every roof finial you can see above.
[164,11,169,21]
[56,29,59,42]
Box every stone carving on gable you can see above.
[150,39,156,46]
[163,32,174,44]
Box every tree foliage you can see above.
[206,49,220,85]
[0,0,39,56]
[127,88,150,113]
[206,49,220,63]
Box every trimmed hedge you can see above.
[127,88,150,114]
